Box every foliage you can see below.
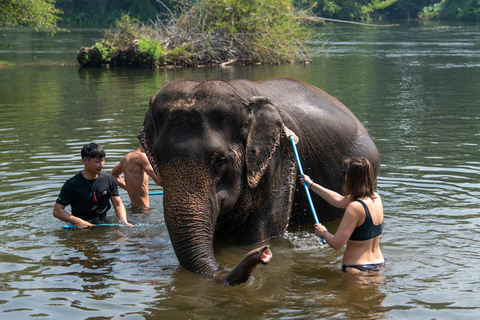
[171,0,315,63]
[105,14,146,47]
[137,36,165,63]
[80,0,319,67]
[55,0,179,26]
[376,0,439,20]
[418,1,444,20]
[94,41,115,62]
[0,0,64,34]
[440,0,480,21]
[308,0,400,20]
[298,0,480,21]
[417,0,480,21]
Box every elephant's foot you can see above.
[222,245,272,286]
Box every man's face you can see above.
[83,157,105,174]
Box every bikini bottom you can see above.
[342,262,385,272]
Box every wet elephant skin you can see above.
[139,77,380,285]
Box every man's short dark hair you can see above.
[81,143,106,159]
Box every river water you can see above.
[0,21,479,319]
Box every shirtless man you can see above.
[110,147,163,208]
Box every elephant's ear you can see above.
[245,96,284,189]
[138,97,161,178]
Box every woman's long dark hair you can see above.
[342,157,377,200]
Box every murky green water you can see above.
[1,21,480,319]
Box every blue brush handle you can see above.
[63,223,146,229]
[148,191,163,195]
[289,136,326,244]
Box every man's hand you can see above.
[76,220,94,229]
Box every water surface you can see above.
[1,21,479,319]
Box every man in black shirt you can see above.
[53,143,131,228]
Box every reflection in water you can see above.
[0,21,480,318]
[337,273,387,319]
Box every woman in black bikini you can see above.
[300,157,385,273]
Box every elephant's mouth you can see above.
[260,246,272,264]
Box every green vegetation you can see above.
[0,0,64,34]
[420,0,480,21]
[53,1,480,28]
[302,0,398,20]
[137,36,165,62]
[94,41,115,62]
[78,0,318,67]
[419,1,445,20]
[55,0,175,26]
[76,0,480,68]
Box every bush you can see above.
[441,0,480,21]
[93,41,115,63]
[78,0,320,67]
[137,36,165,64]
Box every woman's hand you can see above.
[299,174,313,189]
[315,223,327,238]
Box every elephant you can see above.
[139,77,380,285]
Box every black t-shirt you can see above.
[56,171,119,223]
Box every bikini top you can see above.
[349,199,383,241]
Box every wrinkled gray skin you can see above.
[139,78,380,285]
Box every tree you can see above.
[440,0,480,21]
[307,0,400,20]
[0,0,64,34]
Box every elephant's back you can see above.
[255,78,360,124]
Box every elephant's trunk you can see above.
[162,159,272,285]
[164,194,272,285]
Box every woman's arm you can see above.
[300,174,351,209]
[315,202,361,250]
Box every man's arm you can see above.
[140,154,163,186]
[110,160,127,190]
[110,196,131,225]
[53,202,93,228]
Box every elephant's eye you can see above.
[217,156,228,165]
[213,155,228,175]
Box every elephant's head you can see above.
[139,80,293,285]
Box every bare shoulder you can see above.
[345,201,364,219]
[347,200,363,211]
[372,193,383,208]
[135,152,150,164]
